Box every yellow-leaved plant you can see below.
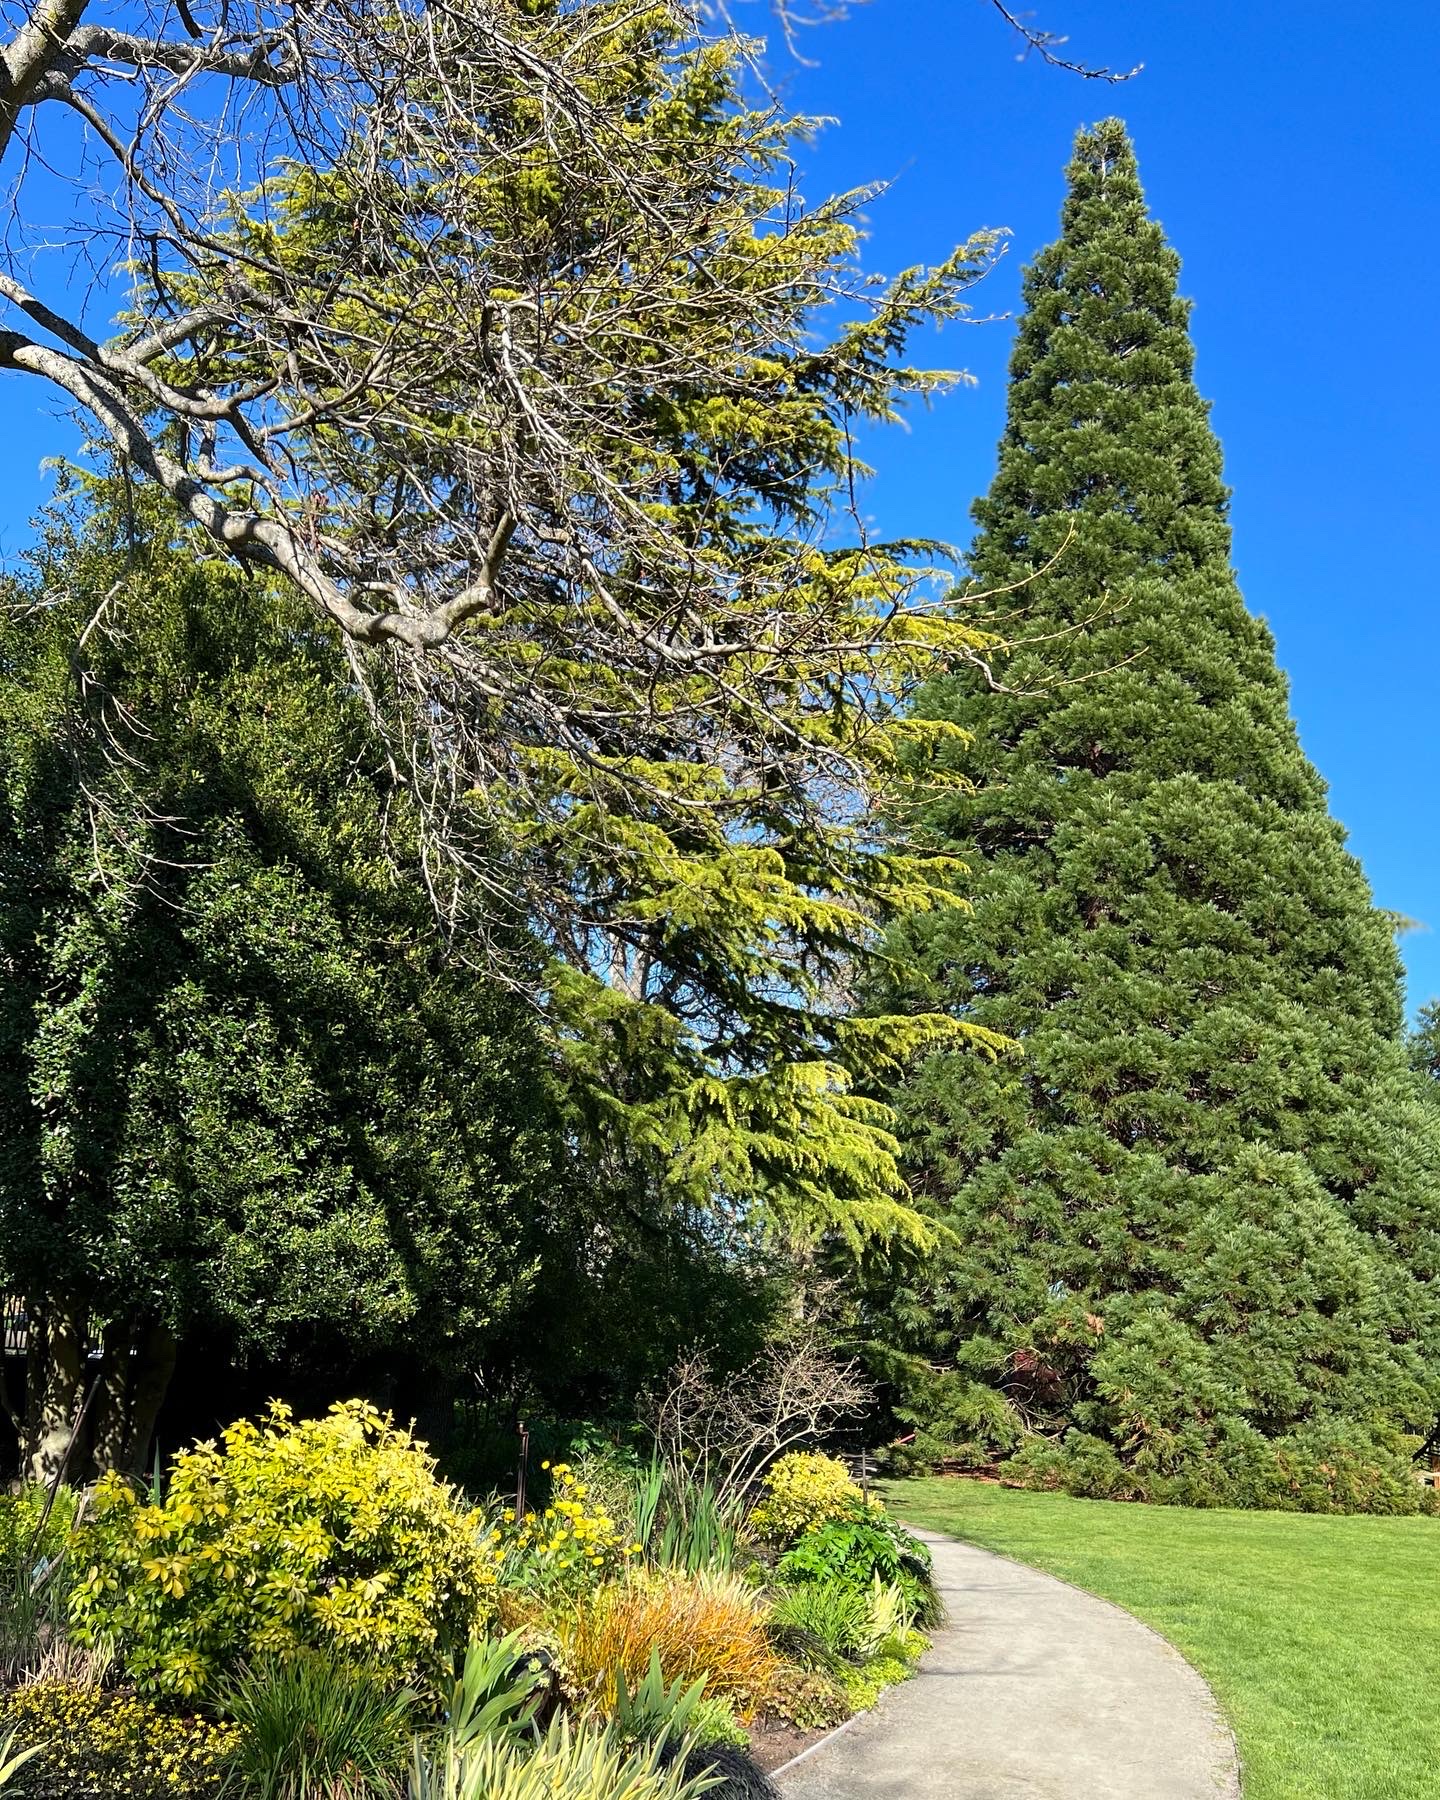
[2,1682,238,1797]
[69,1400,490,1700]
[746,1452,863,1548]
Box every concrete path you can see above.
[775,1527,1241,1800]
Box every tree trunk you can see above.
[124,1323,177,1479]
[87,1321,137,1479]
[23,1299,88,1486]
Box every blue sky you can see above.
[2,1,1436,1009]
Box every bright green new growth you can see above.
[868,120,1440,1508]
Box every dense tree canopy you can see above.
[0,489,572,1480]
[1,0,1011,1239]
[858,121,1440,1511]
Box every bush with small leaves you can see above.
[2,1680,238,1798]
[687,1697,749,1751]
[745,1456,860,1550]
[837,1654,915,1713]
[758,1665,849,1732]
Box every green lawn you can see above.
[889,1478,1440,1800]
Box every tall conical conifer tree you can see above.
[868,121,1440,1510]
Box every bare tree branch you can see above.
[987,0,1141,82]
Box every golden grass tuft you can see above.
[545,1570,784,1722]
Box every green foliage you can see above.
[1410,1001,1440,1086]
[836,1655,914,1713]
[485,1462,633,1599]
[745,1455,861,1550]
[0,486,567,1475]
[757,1666,849,1732]
[611,1649,708,1747]
[775,1513,941,1629]
[144,3,1014,1252]
[0,1488,78,1682]
[1003,1418,1439,1515]
[435,1634,548,1757]
[408,1716,722,1800]
[633,1465,745,1576]
[685,1699,749,1752]
[766,1585,871,1668]
[69,1401,490,1700]
[219,1652,416,1800]
[864,119,1440,1508]
[1,1681,237,1799]
[0,1731,43,1793]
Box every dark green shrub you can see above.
[1002,1419,1438,1515]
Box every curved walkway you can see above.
[776,1527,1241,1800]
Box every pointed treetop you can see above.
[1064,117,1144,210]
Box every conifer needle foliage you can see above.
[4,1,1015,1246]
[864,121,1440,1508]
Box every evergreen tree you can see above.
[863,121,1440,1511]
[1410,1001,1440,1086]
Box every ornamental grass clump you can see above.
[0,1487,78,1684]
[69,1400,490,1701]
[409,1716,721,1800]
[219,1651,417,1800]
[2,1680,238,1799]
[745,1455,861,1549]
[547,1571,782,1721]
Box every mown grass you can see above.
[890,1477,1440,1800]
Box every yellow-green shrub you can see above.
[539,1570,783,1721]
[746,1453,861,1548]
[2,1680,238,1798]
[69,1399,490,1700]
[838,1653,914,1711]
